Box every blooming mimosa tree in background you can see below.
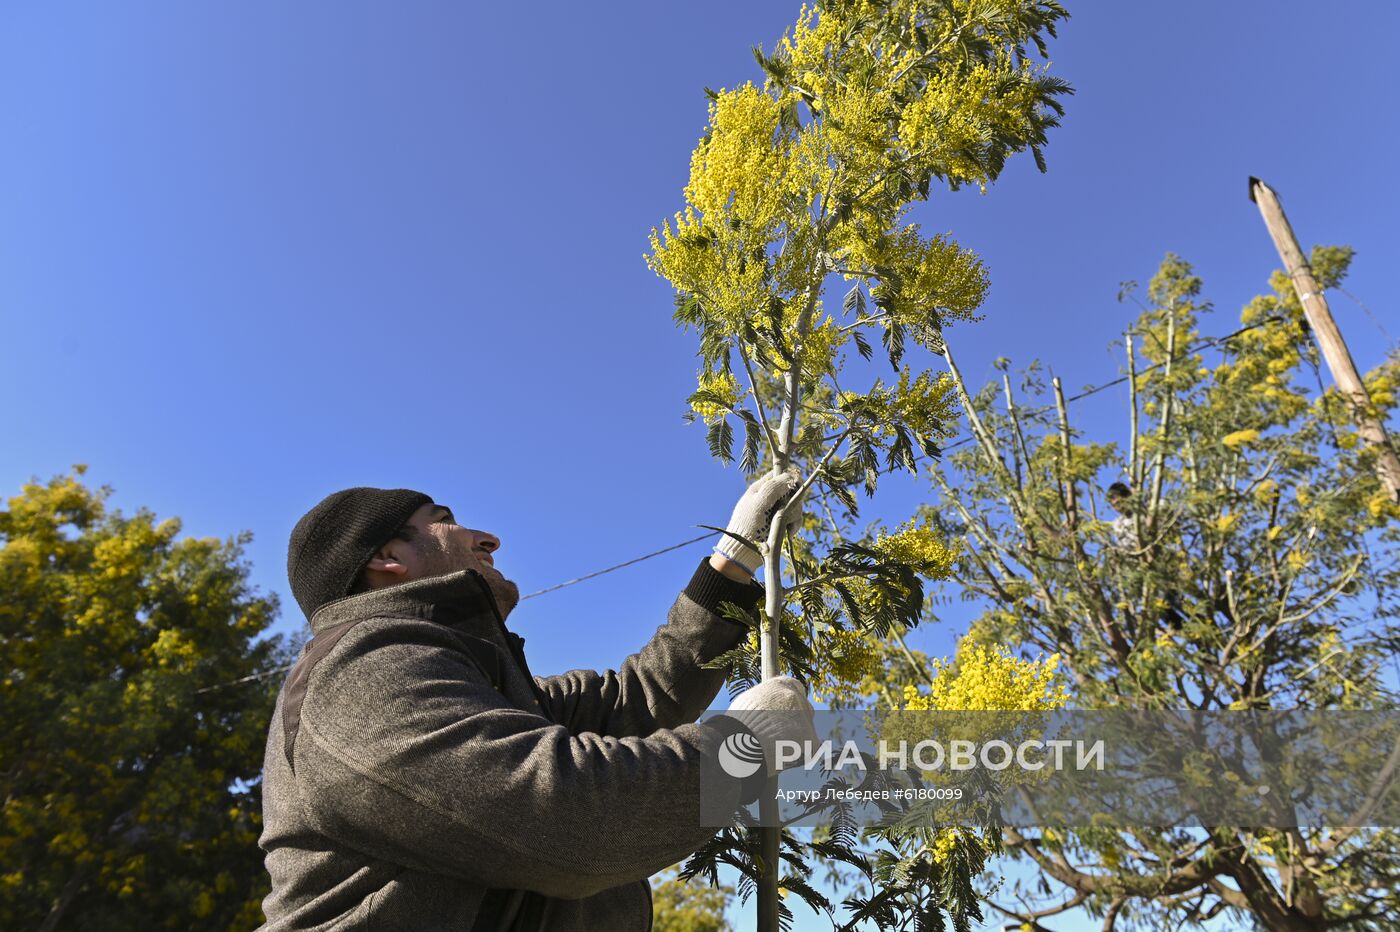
[916,251,1400,928]
[647,1,1072,927]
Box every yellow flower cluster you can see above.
[769,307,849,377]
[686,83,796,234]
[690,370,742,425]
[897,57,1045,189]
[811,627,885,704]
[151,628,200,670]
[780,5,904,183]
[1222,429,1260,449]
[889,367,957,437]
[872,518,957,578]
[833,224,988,326]
[783,2,1050,196]
[648,208,768,330]
[778,5,844,92]
[931,828,959,863]
[1213,291,1307,420]
[647,0,1053,370]
[926,825,996,867]
[1367,489,1400,521]
[849,367,957,442]
[801,318,844,376]
[1365,370,1396,409]
[904,643,1068,712]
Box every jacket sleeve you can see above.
[533,559,763,738]
[294,616,749,900]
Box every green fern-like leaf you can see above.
[706,417,735,463]
[738,411,764,474]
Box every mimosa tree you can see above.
[921,251,1400,929]
[646,1,1072,927]
[0,469,288,930]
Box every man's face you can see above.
[1107,493,1134,517]
[369,502,520,616]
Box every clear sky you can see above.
[3,3,1396,928]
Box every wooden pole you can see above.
[1248,177,1400,502]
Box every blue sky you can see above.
[3,2,1396,928]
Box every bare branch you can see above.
[737,334,781,463]
[1145,307,1177,540]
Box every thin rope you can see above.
[517,532,715,600]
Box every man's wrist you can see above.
[709,552,754,582]
[685,558,763,619]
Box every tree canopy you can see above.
[0,468,289,931]
[919,251,1400,929]
[652,865,734,932]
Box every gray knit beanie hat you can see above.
[286,487,433,620]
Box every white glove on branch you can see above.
[725,675,820,775]
[714,468,805,574]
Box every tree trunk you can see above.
[38,869,86,932]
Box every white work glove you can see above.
[714,469,806,574]
[724,676,820,775]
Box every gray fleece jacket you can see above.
[256,558,761,931]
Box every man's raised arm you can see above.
[533,472,803,738]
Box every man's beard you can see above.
[481,573,520,618]
[418,536,519,617]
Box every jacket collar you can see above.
[308,568,501,636]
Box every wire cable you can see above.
[517,532,714,601]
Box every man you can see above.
[1104,480,1185,630]
[257,476,817,931]
[1106,481,1140,553]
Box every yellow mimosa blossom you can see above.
[1222,429,1260,449]
[931,828,959,863]
[770,309,849,376]
[888,368,958,437]
[647,208,771,329]
[897,57,1045,188]
[872,519,957,578]
[903,643,1068,712]
[833,225,988,325]
[1367,490,1400,520]
[685,83,794,234]
[811,627,884,704]
[690,370,742,424]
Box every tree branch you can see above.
[738,334,781,463]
